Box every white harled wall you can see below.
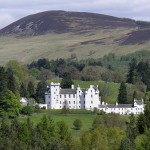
[45,82,100,110]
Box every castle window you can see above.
[91,94,93,98]
[60,106,61,108]
[69,94,70,98]
[91,101,93,104]
[56,89,57,91]
[79,106,80,108]
[84,95,85,98]
[49,96,50,98]
[49,102,50,104]
[69,101,70,104]
[64,95,66,98]
[91,90,92,92]
[60,101,61,104]
[79,101,81,104]
[84,101,85,104]
[73,94,75,98]
[74,101,75,104]
[60,95,61,98]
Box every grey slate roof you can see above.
[60,89,76,94]
[99,104,133,108]
[108,104,133,108]
[134,100,143,105]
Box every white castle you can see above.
[45,82,145,115]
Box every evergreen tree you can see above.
[6,68,18,94]
[0,66,7,95]
[118,82,127,104]
[137,61,150,91]
[60,72,73,89]
[127,58,138,84]
[20,82,27,97]
[35,80,47,103]
[27,81,35,98]
[126,114,138,149]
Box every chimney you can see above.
[116,102,118,106]
[71,85,74,89]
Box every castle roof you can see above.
[99,104,133,108]
[60,89,76,94]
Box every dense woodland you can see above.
[1,50,150,149]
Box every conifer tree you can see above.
[60,72,73,89]
[117,82,127,104]
[127,58,138,84]
[27,81,35,98]
[20,82,27,97]
[0,66,7,95]
[6,68,18,94]
[35,80,47,103]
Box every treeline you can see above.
[28,55,124,83]
[28,50,150,83]
[0,61,48,118]
[127,59,150,90]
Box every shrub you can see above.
[21,106,33,116]
[73,119,82,130]
[34,105,41,113]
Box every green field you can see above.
[19,112,96,138]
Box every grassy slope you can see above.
[19,112,96,138]
[19,111,130,138]
[1,27,150,65]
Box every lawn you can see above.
[19,111,96,138]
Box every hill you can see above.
[0,11,150,64]
[0,11,137,35]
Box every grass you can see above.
[1,27,150,65]
[19,111,96,138]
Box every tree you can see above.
[60,72,73,89]
[21,106,33,116]
[118,82,128,104]
[73,119,82,130]
[126,114,138,149]
[35,80,47,103]
[81,66,101,81]
[20,82,27,97]
[0,90,21,118]
[6,68,18,94]
[119,137,133,150]
[27,81,35,98]
[127,58,138,84]
[0,66,7,95]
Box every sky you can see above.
[0,0,150,29]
